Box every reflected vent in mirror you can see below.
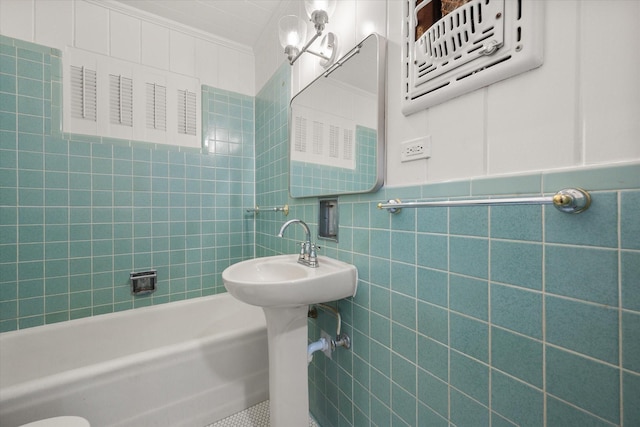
[313,121,324,155]
[343,129,354,161]
[294,116,307,153]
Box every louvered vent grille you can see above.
[294,116,307,153]
[313,121,324,155]
[343,129,354,161]
[329,125,340,158]
[177,89,197,136]
[290,107,357,170]
[109,74,133,127]
[70,65,97,121]
[146,83,167,131]
[64,47,200,148]
[402,0,544,115]
[415,0,504,85]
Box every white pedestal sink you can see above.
[222,254,358,427]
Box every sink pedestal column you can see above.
[262,305,310,427]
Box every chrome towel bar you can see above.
[377,188,591,214]
[246,204,289,216]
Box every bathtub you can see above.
[0,293,269,427]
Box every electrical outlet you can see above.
[400,136,431,162]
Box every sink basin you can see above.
[222,254,357,426]
[222,254,358,307]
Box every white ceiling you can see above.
[112,0,286,48]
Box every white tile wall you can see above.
[581,1,640,165]
[196,38,220,89]
[328,0,357,59]
[0,0,33,41]
[218,46,255,96]
[110,10,140,63]
[0,0,253,97]
[141,21,170,70]
[385,1,427,185]
[75,1,109,54]
[255,0,640,187]
[170,30,196,76]
[355,0,387,44]
[2,0,638,187]
[252,1,291,94]
[35,0,73,50]
[428,91,486,181]
[486,1,579,175]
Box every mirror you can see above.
[289,33,386,198]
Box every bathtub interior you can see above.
[0,293,269,427]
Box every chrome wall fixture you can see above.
[246,204,289,216]
[307,303,351,364]
[130,270,157,295]
[278,0,339,67]
[378,188,592,214]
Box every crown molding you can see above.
[84,0,254,55]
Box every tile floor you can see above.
[207,400,319,427]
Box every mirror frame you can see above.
[288,33,387,198]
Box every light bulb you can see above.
[304,0,337,19]
[278,15,307,49]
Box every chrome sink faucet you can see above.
[278,219,319,267]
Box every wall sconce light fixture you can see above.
[278,0,339,68]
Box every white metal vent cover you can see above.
[177,89,197,136]
[109,74,133,127]
[146,83,167,131]
[70,65,97,122]
[402,0,544,115]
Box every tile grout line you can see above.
[618,190,624,426]
[541,203,547,427]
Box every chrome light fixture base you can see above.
[278,1,339,68]
[317,32,338,68]
[284,45,300,64]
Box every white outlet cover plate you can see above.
[401,136,431,162]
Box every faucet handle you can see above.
[308,244,320,267]
[298,241,307,260]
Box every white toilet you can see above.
[19,416,90,427]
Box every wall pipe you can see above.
[316,303,341,336]
[307,303,351,364]
[307,337,330,364]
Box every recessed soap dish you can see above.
[130,270,157,295]
[319,199,339,242]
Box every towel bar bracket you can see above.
[246,204,289,216]
[552,188,591,214]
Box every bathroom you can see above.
[0,0,639,426]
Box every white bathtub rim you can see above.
[0,292,270,427]
[0,293,265,389]
[0,292,243,339]
[0,326,266,404]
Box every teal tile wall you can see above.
[3,32,640,427]
[0,36,255,331]
[254,62,640,426]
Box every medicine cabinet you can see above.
[289,33,386,198]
